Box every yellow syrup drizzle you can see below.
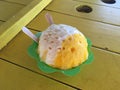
[54,34,88,69]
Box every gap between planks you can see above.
[0,57,81,90]
[45,0,120,27]
[45,9,120,27]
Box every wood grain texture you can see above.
[74,0,120,8]
[46,0,120,26]
[0,1,24,21]
[5,0,33,5]
[0,59,75,90]
[0,0,120,90]
[0,21,4,25]
[27,11,120,53]
[0,30,120,90]
[0,0,52,50]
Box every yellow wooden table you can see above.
[0,0,120,90]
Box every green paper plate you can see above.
[28,32,94,76]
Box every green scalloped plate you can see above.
[28,32,94,76]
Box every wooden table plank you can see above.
[0,21,4,25]
[74,0,120,8]
[45,0,120,26]
[0,1,24,21]
[0,59,75,90]
[5,0,33,5]
[0,0,52,50]
[0,30,120,90]
[27,10,120,53]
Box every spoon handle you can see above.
[45,13,54,25]
[22,27,38,43]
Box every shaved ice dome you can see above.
[38,24,88,69]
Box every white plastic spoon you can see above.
[22,27,38,43]
[22,13,54,42]
[45,13,54,25]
